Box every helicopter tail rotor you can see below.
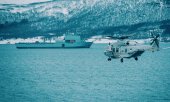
[150,34,160,50]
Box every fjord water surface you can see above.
[0,43,170,102]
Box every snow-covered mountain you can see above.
[0,0,170,39]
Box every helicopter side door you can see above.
[112,47,120,58]
[119,47,127,54]
[118,47,131,58]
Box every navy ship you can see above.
[15,34,93,48]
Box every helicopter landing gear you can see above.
[108,58,111,61]
[135,57,138,61]
[120,58,123,63]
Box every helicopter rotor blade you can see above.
[150,34,160,47]
[150,32,154,38]
[156,34,160,39]
[155,39,159,48]
[150,39,154,45]
[105,36,118,39]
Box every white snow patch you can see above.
[0,37,43,44]
[0,36,66,44]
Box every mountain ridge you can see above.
[0,0,170,38]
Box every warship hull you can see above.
[16,42,93,49]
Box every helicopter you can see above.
[104,34,160,63]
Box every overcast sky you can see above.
[0,0,50,4]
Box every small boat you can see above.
[15,34,93,48]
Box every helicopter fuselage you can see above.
[104,34,159,62]
[104,45,148,59]
[104,41,158,62]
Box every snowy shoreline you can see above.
[0,37,150,44]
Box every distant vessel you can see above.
[15,34,93,48]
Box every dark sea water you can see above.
[0,43,170,102]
